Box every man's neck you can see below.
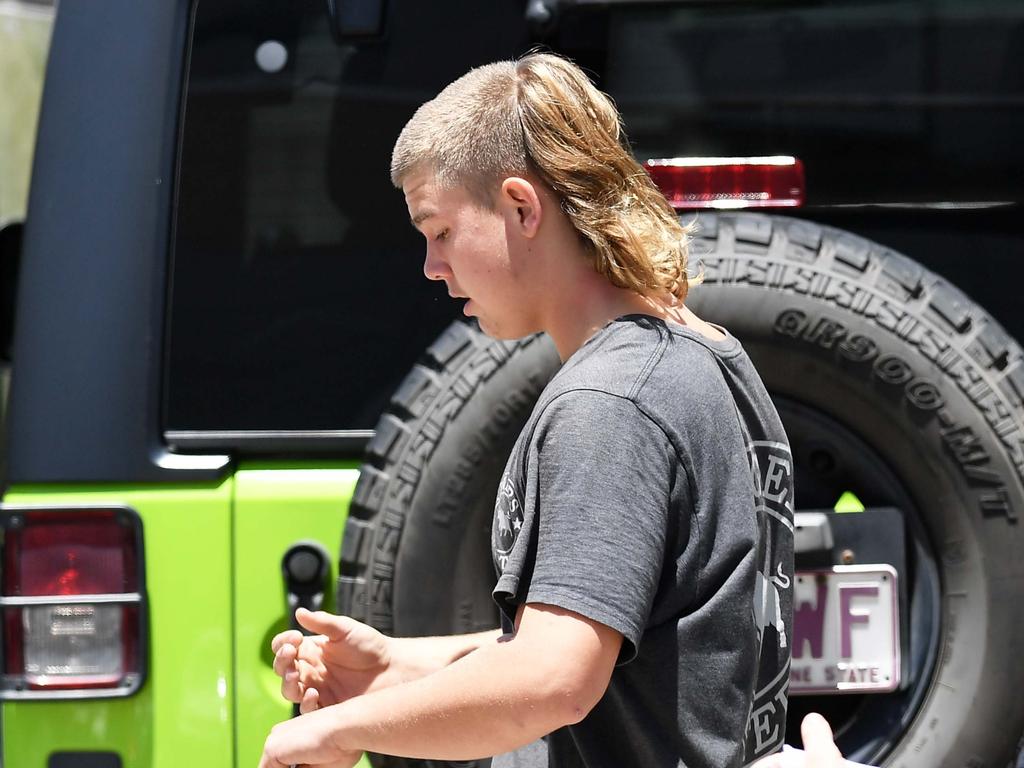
[540,272,657,361]
[541,270,724,361]
[522,192,722,360]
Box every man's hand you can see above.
[258,705,362,768]
[272,607,397,711]
[751,713,860,768]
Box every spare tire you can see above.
[338,212,1024,768]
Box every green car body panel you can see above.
[231,463,367,768]
[1,464,370,768]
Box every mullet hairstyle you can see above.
[391,52,699,302]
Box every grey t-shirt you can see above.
[491,314,794,768]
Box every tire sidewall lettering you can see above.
[772,307,945,415]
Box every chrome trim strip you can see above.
[0,675,142,701]
[164,429,375,440]
[646,155,798,167]
[0,593,142,607]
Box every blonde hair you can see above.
[391,52,698,302]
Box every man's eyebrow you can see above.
[411,211,436,227]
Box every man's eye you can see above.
[435,229,449,242]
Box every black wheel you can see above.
[338,212,1024,768]
[687,213,1024,767]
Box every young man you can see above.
[260,53,795,768]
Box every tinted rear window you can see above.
[166,1,528,434]
[165,0,1023,437]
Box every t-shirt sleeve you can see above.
[524,389,676,664]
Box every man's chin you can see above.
[477,321,535,342]
[476,319,506,340]
[469,307,539,341]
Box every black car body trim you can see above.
[6,0,228,483]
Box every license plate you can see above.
[789,565,900,694]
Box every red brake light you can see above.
[5,510,137,596]
[1,507,145,697]
[644,156,806,210]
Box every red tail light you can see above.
[644,156,805,210]
[1,507,146,698]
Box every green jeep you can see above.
[2,1,1023,767]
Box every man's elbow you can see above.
[511,603,623,728]
[538,661,613,727]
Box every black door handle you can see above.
[282,541,332,719]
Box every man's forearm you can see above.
[321,629,588,761]
[389,628,504,683]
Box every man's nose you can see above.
[423,246,450,281]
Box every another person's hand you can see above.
[751,713,854,767]
[272,607,399,712]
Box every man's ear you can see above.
[499,177,543,238]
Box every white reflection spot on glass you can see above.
[255,40,288,73]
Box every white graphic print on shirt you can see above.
[744,440,795,762]
[493,472,524,573]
